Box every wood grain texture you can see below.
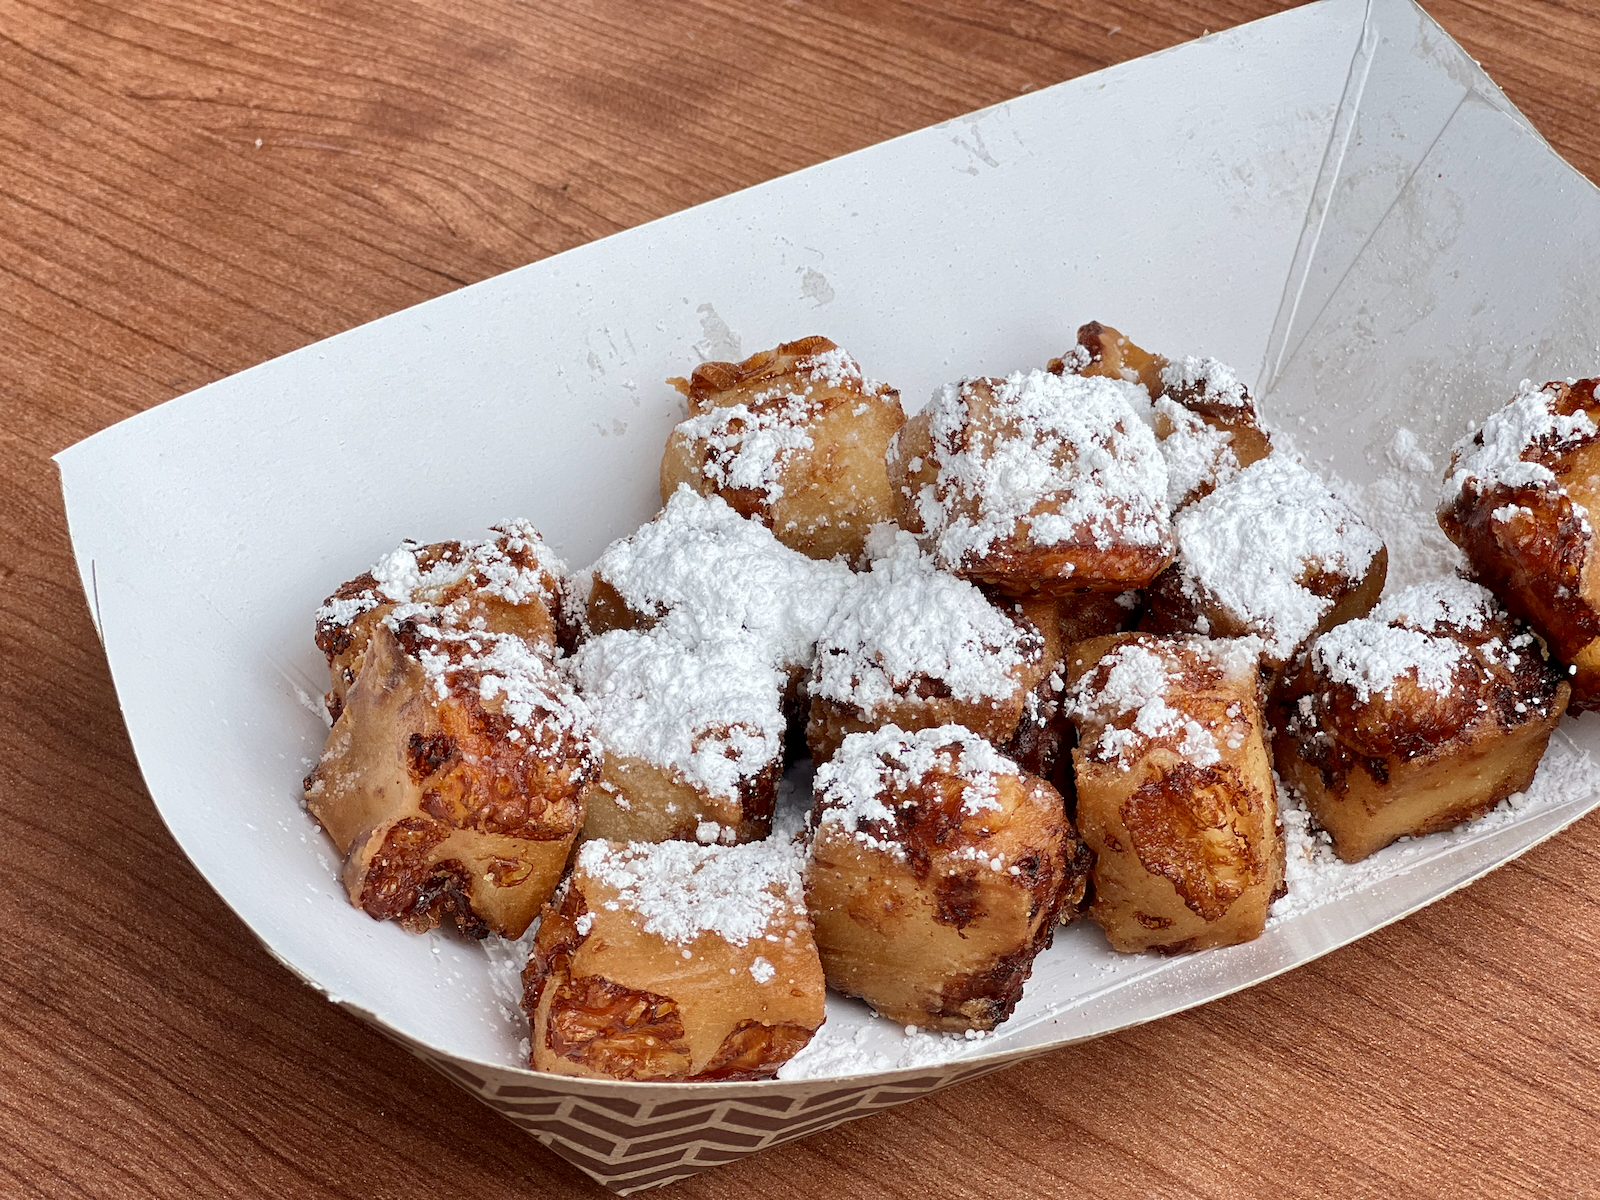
[4,0,1600,1196]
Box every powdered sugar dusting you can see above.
[591,487,852,672]
[577,836,806,947]
[1067,636,1260,771]
[917,369,1171,571]
[1159,356,1250,409]
[675,398,816,503]
[571,628,785,800]
[404,620,593,738]
[812,725,1015,856]
[812,531,1031,709]
[1444,379,1598,500]
[1175,456,1384,660]
[1154,397,1240,511]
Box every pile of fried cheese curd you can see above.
[302,324,1594,1082]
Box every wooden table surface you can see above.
[5,1,1600,1196]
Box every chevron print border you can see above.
[400,1039,1037,1193]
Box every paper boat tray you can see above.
[54,0,1600,1191]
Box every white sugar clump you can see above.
[1175,456,1383,660]
[590,487,852,672]
[1444,379,1598,500]
[1159,355,1251,409]
[577,835,806,947]
[408,623,593,738]
[317,519,566,631]
[571,627,786,800]
[1310,621,1465,704]
[1154,397,1240,512]
[812,725,1015,854]
[812,531,1031,709]
[1370,576,1496,634]
[917,369,1171,570]
[1067,636,1260,771]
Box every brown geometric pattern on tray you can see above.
[404,1042,1034,1193]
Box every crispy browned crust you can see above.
[1120,763,1268,922]
[305,620,594,938]
[670,336,837,403]
[1439,379,1600,709]
[1051,321,1169,398]
[1159,359,1272,468]
[585,573,656,638]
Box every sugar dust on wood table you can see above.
[3,1,1600,1196]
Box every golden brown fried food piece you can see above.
[805,725,1086,1031]
[314,521,570,720]
[1050,321,1168,399]
[571,628,787,845]
[1140,455,1386,679]
[886,369,1175,596]
[806,531,1044,764]
[661,337,904,563]
[1066,633,1282,953]
[303,618,596,938]
[1275,578,1569,862]
[1439,376,1600,710]
[523,837,824,1081]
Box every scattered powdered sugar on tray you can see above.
[481,925,539,1063]
[917,369,1171,571]
[1270,729,1597,925]
[590,486,852,671]
[571,627,786,799]
[1351,428,1465,593]
[1175,456,1383,660]
[777,1017,993,1080]
[812,530,1031,708]
[578,836,807,947]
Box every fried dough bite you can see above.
[660,337,904,564]
[806,531,1044,764]
[1141,456,1387,679]
[1049,321,1168,399]
[1438,377,1600,710]
[303,617,596,939]
[314,520,570,720]
[1275,578,1570,863]
[886,368,1174,596]
[523,837,824,1081]
[585,486,853,718]
[1065,633,1283,953]
[805,725,1086,1031]
[571,628,787,845]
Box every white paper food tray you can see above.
[53,0,1600,1191]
